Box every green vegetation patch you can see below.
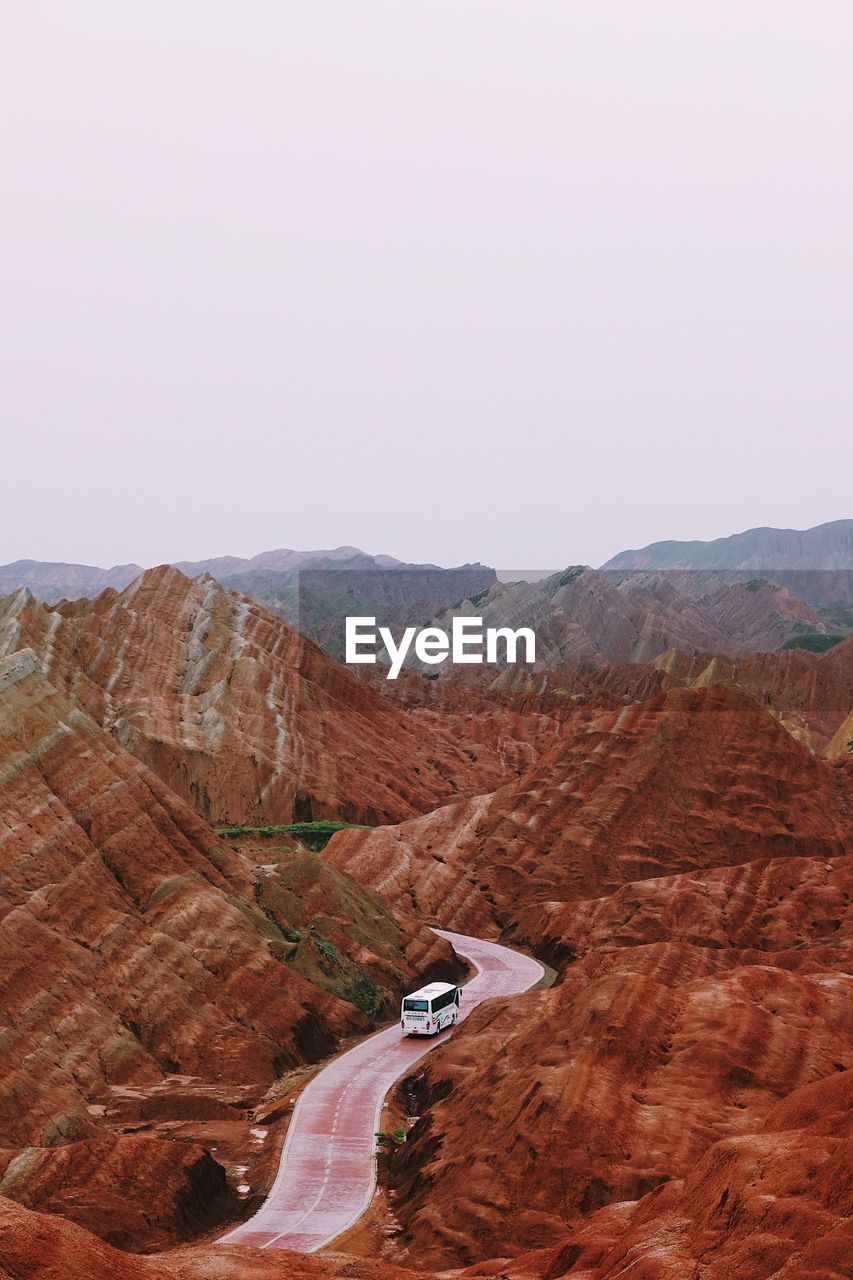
[780,632,846,654]
[342,971,383,1018]
[215,820,372,851]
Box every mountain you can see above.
[173,545,404,577]
[416,565,835,674]
[601,520,853,620]
[0,567,510,827]
[523,1068,852,1279]
[0,548,405,601]
[0,545,491,604]
[223,559,497,659]
[0,648,461,1147]
[0,549,497,660]
[602,518,853,571]
[391,954,851,1271]
[325,684,851,938]
[0,645,474,1256]
[0,1195,416,1280]
[0,559,144,602]
[323,686,852,1268]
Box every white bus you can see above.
[400,981,461,1036]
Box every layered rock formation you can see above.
[0,567,509,826]
[323,683,851,1268]
[458,1070,852,1278]
[1,543,850,1275]
[484,636,853,752]
[0,1195,419,1280]
[0,648,457,1159]
[602,520,853,619]
[421,565,843,674]
[381,634,853,754]
[326,684,852,937]
[391,945,851,1265]
[0,1135,237,1251]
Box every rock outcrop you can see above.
[454,1070,852,1279]
[324,684,851,1268]
[0,567,510,826]
[391,949,851,1265]
[418,564,850,674]
[0,1195,420,1280]
[0,650,457,1155]
[326,684,852,937]
[0,1135,237,1251]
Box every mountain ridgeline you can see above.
[0,520,850,1279]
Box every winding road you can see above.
[219,928,543,1252]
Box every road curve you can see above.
[219,928,543,1253]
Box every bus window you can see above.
[403,998,429,1011]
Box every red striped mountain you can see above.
[0,566,512,827]
[325,686,853,1268]
[476,635,853,752]
[423,566,837,673]
[0,647,459,1157]
[325,683,852,938]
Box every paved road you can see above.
[219,928,543,1252]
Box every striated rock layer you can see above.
[0,566,514,827]
[426,564,841,669]
[457,1070,852,1279]
[391,938,851,1265]
[325,684,852,1269]
[0,1195,422,1280]
[326,684,852,938]
[0,649,457,1158]
[0,1135,237,1252]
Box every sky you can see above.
[1,2,851,572]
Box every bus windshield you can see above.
[403,998,429,1011]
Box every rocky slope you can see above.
[325,684,852,937]
[421,566,837,674]
[0,1135,237,1251]
[322,683,851,1268]
[458,1069,852,1279]
[0,567,510,827]
[391,940,851,1266]
[827,707,853,759]
[476,636,853,752]
[0,647,458,1230]
[0,1195,421,1280]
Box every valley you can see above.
[0,526,850,1280]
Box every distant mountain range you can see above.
[600,520,853,622]
[1,521,850,663]
[0,546,442,603]
[0,548,497,661]
[602,518,853,571]
[427,564,840,669]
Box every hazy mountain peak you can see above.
[602,519,853,571]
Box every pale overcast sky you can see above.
[1,3,851,570]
